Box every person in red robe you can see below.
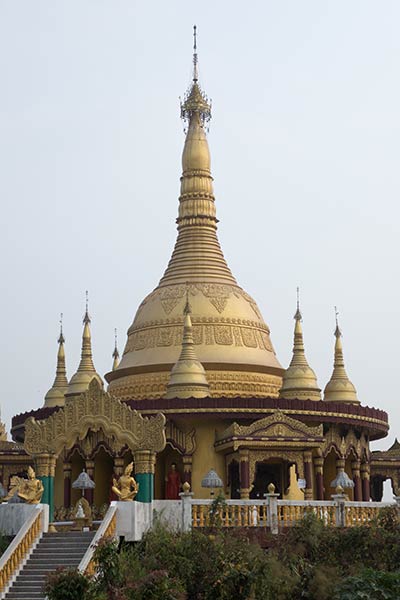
[166,463,181,499]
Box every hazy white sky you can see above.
[0,1,399,454]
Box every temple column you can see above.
[63,462,72,508]
[352,459,362,501]
[239,449,250,499]
[85,460,95,505]
[182,455,192,486]
[114,457,125,478]
[134,450,156,503]
[314,455,324,500]
[35,453,56,522]
[361,462,370,501]
[303,451,313,500]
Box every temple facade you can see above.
[2,30,398,521]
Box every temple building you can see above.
[3,29,398,520]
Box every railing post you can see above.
[179,482,194,532]
[332,485,346,527]
[265,483,279,535]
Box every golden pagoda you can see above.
[279,293,321,401]
[66,296,103,397]
[106,27,283,400]
[324,310,359,404]
[43,316,68,408]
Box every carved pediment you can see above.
[24,379,166,457]
[217,410,323,443]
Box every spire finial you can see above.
[294,287,302,321]
[83,290,90,324]
[193,25,198,82]
[180,26,211,126]
[58,312,65,344]
[334,306,341,337]
[112,328,120,370]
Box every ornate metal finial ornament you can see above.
[294,286,302,321]
[112,328,120,370]
[334,305,341,337]
[84,290,90,324]
[58,312,65,345]
[180,25,212,127]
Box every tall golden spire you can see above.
[324,308,359,403]
[165,292,210,398]
[66,292,103,397]
[279,290,321,401]
[44,314,69,408]
[112,328,120,371]
[158,26,235,286]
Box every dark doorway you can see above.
[250,462,284,499]
[228,461,240,499]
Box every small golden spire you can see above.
[165,297,210,399]
[324,308,359,403]
[44,314,69,407]
[112,328,120,371]
[66,293,103,397]
[279,290,321,401]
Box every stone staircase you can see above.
[3,530,96,600]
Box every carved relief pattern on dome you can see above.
[214,325,233,345]
[134,283,266,320]
[124,319,275,355]
[232,327,242,346]
[205,325,214,345]
[241,328,257,348]
[109,370,282,402]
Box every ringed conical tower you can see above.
[43,316,69,408]
[106,28,283,400]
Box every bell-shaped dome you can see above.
[106,41,283,401]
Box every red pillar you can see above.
[361,462,370,501]
[314,456,324,500]
[239,449,250,499]
[352,460,362,501]
[303,451,313,500]
[63,462,72,508]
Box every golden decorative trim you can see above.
[24,379,166,457]
[109,370,282,401]
[133,450,156,474]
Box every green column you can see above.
[38,476,50,505]
[135,473,154,503]
[133,451,156,503]
[36,454,56,522]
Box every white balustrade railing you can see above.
[0,504,49,599]
[78,501,117,576]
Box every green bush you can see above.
[334,568,400,600]
[43,512,400,600]
[44,568,91,600]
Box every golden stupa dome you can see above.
[324,315,359,404]
[279,301,321,401]
[106,36,283,400]
[44,322,68,408]
[66,306,103,398]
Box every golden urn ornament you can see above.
[112,462,139,501]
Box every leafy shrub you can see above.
[125,569,186,600]
[334,568,400,600]
[44,568,90,600]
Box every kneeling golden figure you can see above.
[18,466,44,504]
[112,462,139,501]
